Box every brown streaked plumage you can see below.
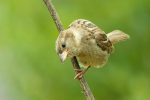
[56,19,130,79]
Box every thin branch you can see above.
[43,0,95,100]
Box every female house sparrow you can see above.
[56,19,129,79]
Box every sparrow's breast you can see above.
[77,42,110,68]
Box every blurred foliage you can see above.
[0,0,150,100]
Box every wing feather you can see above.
[69,19,113,53]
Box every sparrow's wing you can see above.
[69,19,113,53]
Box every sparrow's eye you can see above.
[62,44,66,48]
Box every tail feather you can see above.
[107,30,130,44]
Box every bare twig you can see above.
[43,0,95,99]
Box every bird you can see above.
[55,19,130,79]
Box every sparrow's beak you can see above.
[59,50,68,62]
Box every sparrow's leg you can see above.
[74,66,91,79]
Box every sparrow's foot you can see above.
[74,70,85,79]
[74,69,83,73]
[74,66,91,80]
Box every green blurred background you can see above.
[0,0,150,100]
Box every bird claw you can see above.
[74,69,82,72]
[74,66,91,80]
[74,71,84,79]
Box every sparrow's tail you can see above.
[107,30,130,44]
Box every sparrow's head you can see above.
[56,29,78,62]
